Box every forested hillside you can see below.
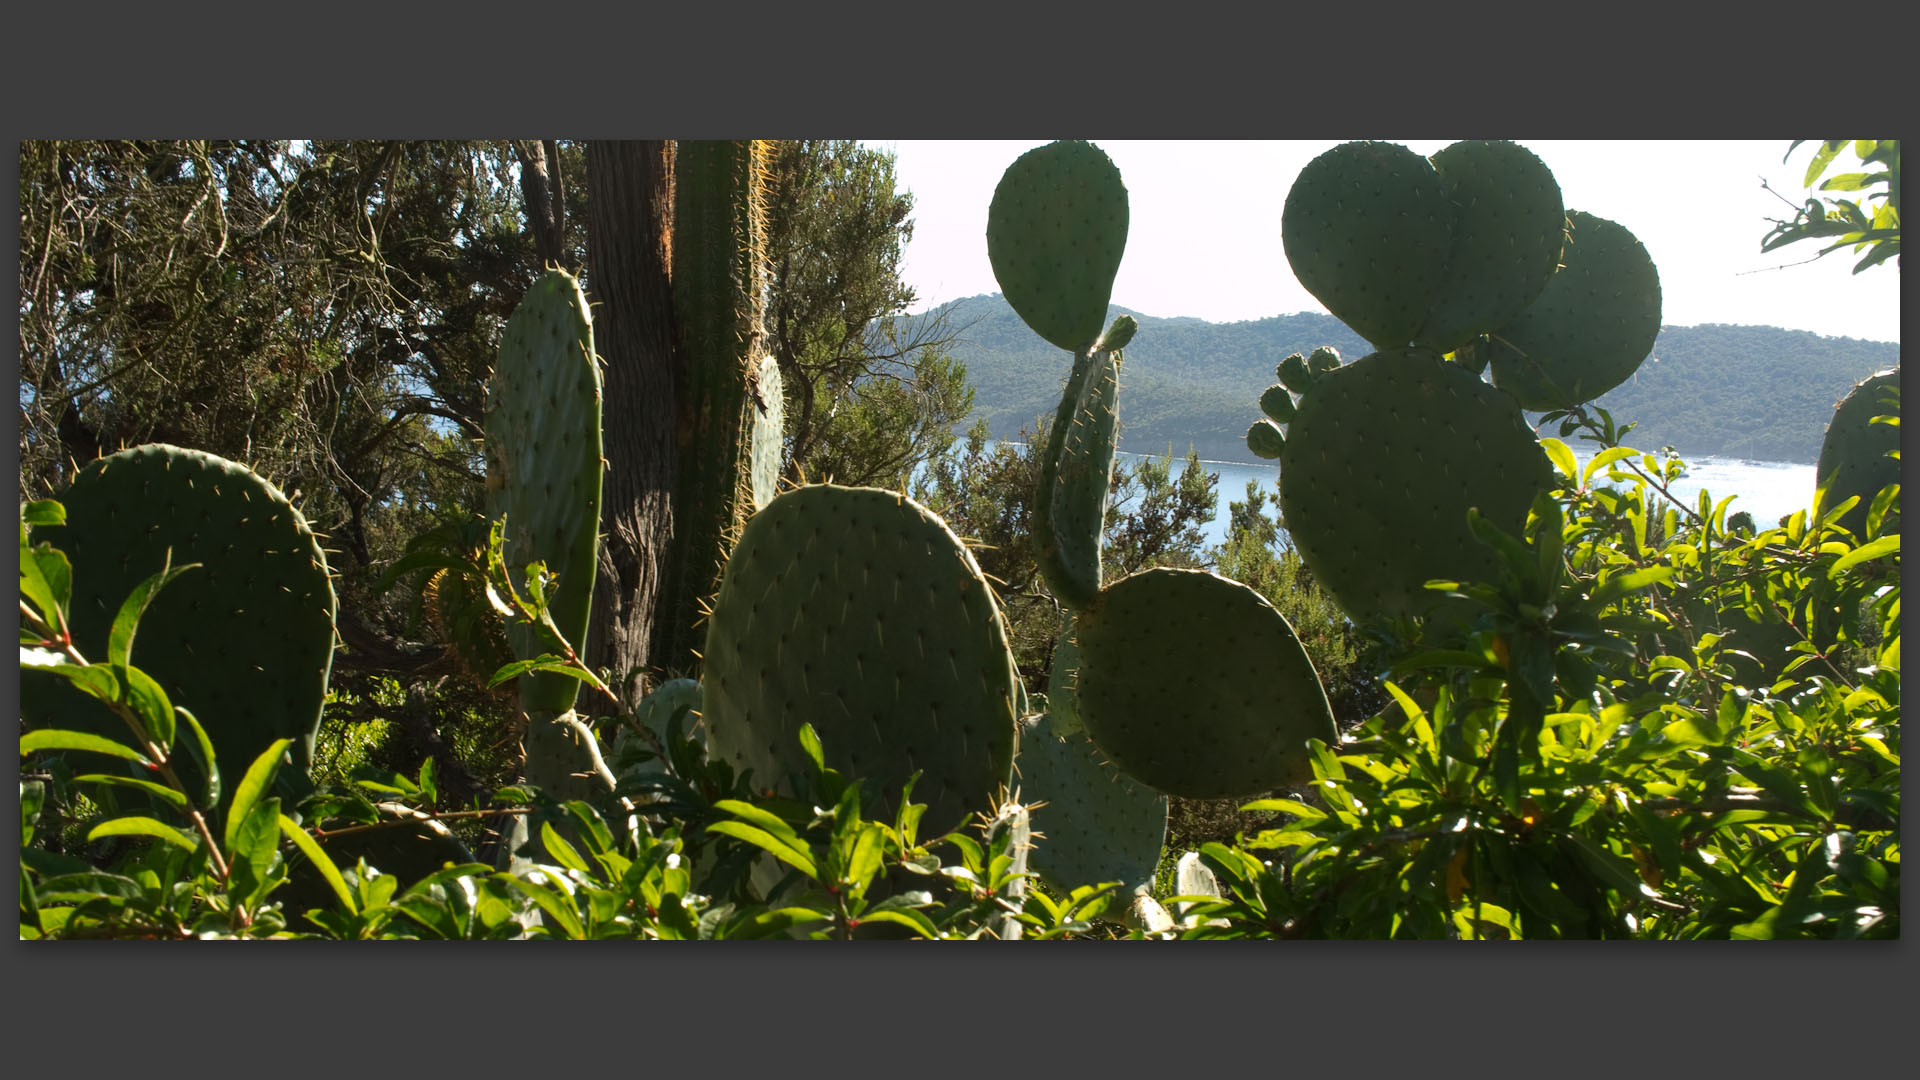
[918,295,1900,465]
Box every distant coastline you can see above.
[911,294,1900,467]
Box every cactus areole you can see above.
[701,485,1020,836]
[1072,567,1337,799]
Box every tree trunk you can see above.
[583,141,681,705]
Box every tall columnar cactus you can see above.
[700,484,1020,836]
[655,140,782,672]
[21,444,337,789]
[484,267,610,801]
[1814,368,1901,539]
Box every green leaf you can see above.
[107,557,202,668]
[20,728,149,764]
[797,723,827,775]
[22,500,66,527]
[486,655,591,688]
[845,822,886,892]
[1582,447,1639,488]
[504,870,587,939]
[114,663,177,752]
[704,821,819,879]
[278,814,356,915]
[539,821,593,876]
[855,909,939,938]
[228,796,284,905]
[175,707,221,807]
[1539,438,1577,483]
[1829,534,1898,579]
[71,773,189,809]
[89,816,199,852]
[32,662,121,706]
[1591,565,1675,606]
[20,541,72,634]
[224,739,293,853]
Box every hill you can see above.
[913,295,1900,465]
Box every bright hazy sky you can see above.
[874,140,1900,346]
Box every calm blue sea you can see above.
[980,442,1819,551]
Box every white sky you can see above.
[874,140,1900,345]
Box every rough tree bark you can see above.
[582,141,681,705]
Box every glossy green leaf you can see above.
[89,815,199,853]
[1582,447,1638,487]
[20,728,149,764]
[704,821,818,879]
[113,664,176,752]
[223,739,292,853]
[175,707,221,807]
[1590,565,1675,606]
[279,814,356,915]
[506,870,587,939]
[539,821,592,875]
[107,558,202,668]
[229,796,284,905]
[72,774,188,809]
[1829,534,1898,579]
[20,541,72,634]
[1539,437,1578,482]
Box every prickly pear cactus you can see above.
[1034,318,1128,609]
[1472,211,1662,410]
[1071,567,1337,799]
[986,140,1129,353]
[700,485,1020,835]
[1282,141,1453,351]
[612,678,705,791]
[1277,348,1554,624]
[22,444,337,788]
[1016,707,1168,902]
[483,267,607,799]
[1414,140,1566,354]
[1814,368,1901,539]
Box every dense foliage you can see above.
[17,140,1902,940]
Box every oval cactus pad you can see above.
[987,140,1129,353]
[1283,141,1453,351]
[27,444,336,785]
[1073,568,1337,799]
[701,485,1019,835]
[1481,211,1662,410]
[1815,368,1900,539]
[1414,140,1566,353]
[1278,348,1553,624]
[1017,709,1168,898]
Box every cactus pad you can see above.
[1815,368,1901,539]
[1414,140,1566,353]
[1259,384,1297,424]
[987,140,1129,353]
[1246,419,1286,460]
[1278,348,1554,624]
[1477,211,1662,410]
[484,268,604,717]
[1071,568,1337,799]
[1283,141,1453,351]
[1016,707,1168,900]
[701,485,1019,835]
[25,444,336,785]
[1035,336,1123,610]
